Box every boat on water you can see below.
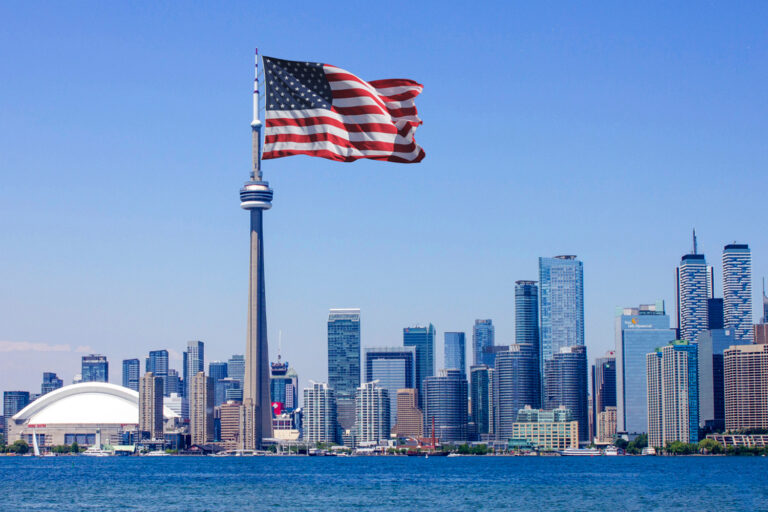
[559,448,601,456]
[82,447,113,457]
[144,450,169,457]
[604,446,621,456]
[641,447,657,456]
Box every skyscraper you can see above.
[698,328,736,431]
[722,243,753,343]
[676,233,714,343]
[355,381,390,445]
[122,359,140,392]
[646,341,699,447]
[724,344,768,431]
[364,346,416,427]
[496,344,540,440]
[3,391,30,420]
[394,388,423,438]
[139,372,164,441]
[303,382,338,444]
[270,357,299,413]
[166,369,182,396]
[146,350,169,395]
[423,369,468,442]
[615,302,673,434]
[443,332,466,375]
[591,351,616,443]
[515,279,539,361]
[538,256,584,365]
[472,319,495,367]
[183,341,204,401]
[545,345,588,443]
[190,371,214,445]
[470,365,494,438]
[208,361,228,407]
[41,372,63,395]
[227,354,245,384]
[707,298,724,329]
[404,324,435,409]
[81,354,108,383]
[328,308,361,431]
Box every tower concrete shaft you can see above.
[241,180,273,448]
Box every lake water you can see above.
[2,456,767,511]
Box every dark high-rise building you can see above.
[328,308,361,431]
[444,332,466,375]
[122,359,140,392]
[404,324,436,409]
[364,347,416,427]
[545,345,588,443]
[146,350,169,395]
[698,328,735,431]
[470,365,494,438]
[423,369,468,442]
[496,344,540,440]
[472,319,495,367]
[591,351,616,442]
[41,372,63,395]
[166,369,182,396]
[81,354,108,383]
[515,280,539,349]
[209,361,228,407]
[707,298,724,330]
[3,391,30,420]
[183,341,205,400]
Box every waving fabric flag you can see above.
[262,56,425,163]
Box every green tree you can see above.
[70,442,80,453]
[698,438,724,454]
[9,440,30,454]
[614,438,629,450]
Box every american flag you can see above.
[262,56,425,163]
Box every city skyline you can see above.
[3,3,768,399]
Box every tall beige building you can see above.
[220,401,242,444]
[724,344,768,431]
[394,388,423,438]
[596,406,617,444]
[190,371,213,445]
[139,372,164,441]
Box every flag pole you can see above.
[251,48,263,181]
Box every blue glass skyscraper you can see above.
[615,302,673,434]
[538,256,584,364]
[676,233,713,343]
[423,369,468,442]
[209,361,228,407]
[328,308,361,430]
[227,354,245,384]
[444,332,466,375]
[515,280,540,392]
[404,324,435,409]
[722,243,753,343]
[82,354,108,383]
[496,344,540,440]
[472,319,495,367]
[364,346,416,426]
[146,350,169,395]
[183,341,204,400]
[41,372,63,395]
[544,345,588,443]
[470,365,493,437]
[122,359,140,391]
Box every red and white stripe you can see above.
[263,64,425,163]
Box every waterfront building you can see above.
[591,351,616,442]
[355,381,390,445]
[538,255,584,365]
[41,372,63,395]
[676,234,714,343]
[496,344,540,440]
[81,354,108,383]
[698,328,736,431]
[165,369,181,396]
[272,413,301,441]
[545,345,588,443]
[472,319,495,367]
[303,382,338,444]
[722,243,753,343]
[139,372,164,440]
[393,388,423,438]
[5,383,177,446]
[219,400,242,444]
[646,341,699,448]
[270,358,299,413]
[615,302,673,434]
[470,365,494,437]
[596,406,617,444]
[511,406,578,451]
[423,369,468,442]
[724,344,768,431]
[328,308,361,430]
[444,332,466,375]
[183,341,205,400]
[122,360,140,392]
[190,371,214,445]
[146,350,169,395]
[208,361,228,407]
[364,346,416,428]
[404,324,436,409]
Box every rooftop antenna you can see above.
[692,228,698,255]
[278,329,282,362]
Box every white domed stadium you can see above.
[7,382,178,447]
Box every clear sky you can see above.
[2,2,767,397]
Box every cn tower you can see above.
[240,50,273,448]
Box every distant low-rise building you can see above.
[511,406,578,451]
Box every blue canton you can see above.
[263,57,333,111]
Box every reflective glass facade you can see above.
[208,361,228,407]
[364,346,416,425]
[81,354,108,383]
[41,372,63,395]
[698,328,735,430]
[723,243,753,343]
[146,350,169,395]
[496,344,540,440]
[472,319,495,367]
[538,256,584,365]
[328,309,361,430]
[544,345,588,443]
[121,359,140,391]
[423,369,468,442]
[444,332,466,375]
[591,352,616,440]
[470,365,493,436]
[404,324,435,409]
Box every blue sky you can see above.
[1,2,767,395]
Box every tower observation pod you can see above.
[240,49,273,448]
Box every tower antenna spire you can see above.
[251,48,263,181]
[692,228,698,255]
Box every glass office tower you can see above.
[81,354,109,383]
[183,341,205,400]
[544,345,588,443]
[591,351,616,441]
[472,319,495,367]
[444,332,466,375]
[470,365,494,437]
[364,346,416,425]
[122,359,140,391]
[146,350,169,396]
[404,324,436,409]
[423,369,468,442]
[496,344,540,440]
[328,308,361,430]
[538,255,584,364]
